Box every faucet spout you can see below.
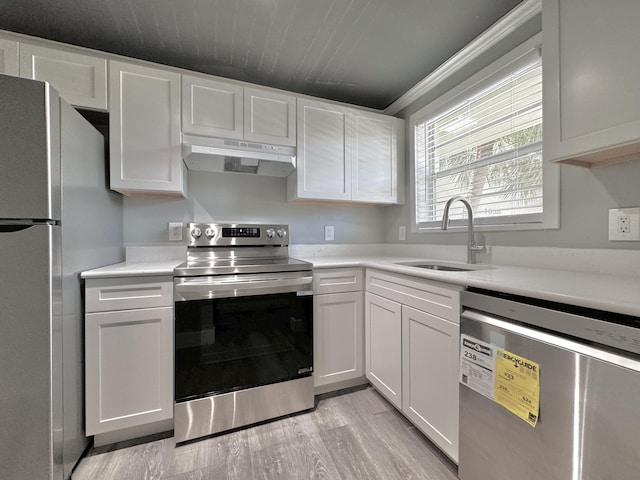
[441,196,485,264]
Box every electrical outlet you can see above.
[168,221,183,241]
[399,225,406,241]
[618,215,631,234]
[324,225,335,241]
[608,208,640,241]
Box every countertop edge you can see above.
[305,256,640,318]
[81,255,640,317]
[80,260,182,279]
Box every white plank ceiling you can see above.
[0,0,523,109]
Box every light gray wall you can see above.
[384,160,640,249]
[123,11,640,251]
[122,170,386,244]
[385,12,640,251]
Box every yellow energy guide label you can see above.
[460,334,540,427]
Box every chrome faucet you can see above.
[441,196,485,264]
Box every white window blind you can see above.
[414,51,543,228]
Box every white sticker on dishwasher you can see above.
[460,334,495,400]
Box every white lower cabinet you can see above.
[365,292,402,409]
[365,269,462,463]
[313,268,364,391]
[402,305,459,462]
[84,276,174,439]
[314,292,363,387]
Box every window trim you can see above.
[409,32,559,233]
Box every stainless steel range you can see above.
[173,223,314,443]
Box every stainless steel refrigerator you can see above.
[0,75,123,479]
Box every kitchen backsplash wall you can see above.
[122,157,640,250]
[383,158,640,250]
[122,169,386,245]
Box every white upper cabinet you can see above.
[182,75,243,139]
[289,98,403,204]
[19,44,107,110]
[543,0,640,166]
[0,38,18,76]
[352,111,402,204]
[182,76,296,145]
[289,98,352,202]
[109,61,185,197]
[243,87,296,146]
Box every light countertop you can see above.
[80,254,640,317]
[304,255,640,317]
[81,260,183,279]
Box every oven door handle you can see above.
[174,274,313,300]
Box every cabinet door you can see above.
[365,292,402,408]
[352,111,400,204]
[289,99,352,201]
[314,292,363,387]
[543,0,640,165]
[244,87,296,146]
[85,306,173,435]
[20,44,107,110]
[109,61,185,197]
[402,305,459,463]
[0,38,18,76]
[182,75,243,139]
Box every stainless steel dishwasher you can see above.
[459,288,640,480]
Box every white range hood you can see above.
[182,135,296,177]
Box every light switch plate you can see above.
[399,225,406,241]
[324,225,335,241]
[168,222,183,241]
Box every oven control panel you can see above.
[187,223,289,246]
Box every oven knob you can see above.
[191,227,202,239]
[266,228,275,238]
[277,228,287,239]
[204,227,215,239]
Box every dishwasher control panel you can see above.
[462,289,640,357]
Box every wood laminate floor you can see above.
[72,385,459,480]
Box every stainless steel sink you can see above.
[394,261,494,272]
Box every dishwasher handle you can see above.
[462,308,640,373]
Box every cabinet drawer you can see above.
[314,268,363,294]
[366,269,462,322]
[85,276,173,312]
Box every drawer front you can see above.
[366,269,462,322]
[313,268,363,294]
[85,276,173,312]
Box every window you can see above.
[411,34,558,231]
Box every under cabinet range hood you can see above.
[182,135,296,177]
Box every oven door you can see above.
[174,271,313,403]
